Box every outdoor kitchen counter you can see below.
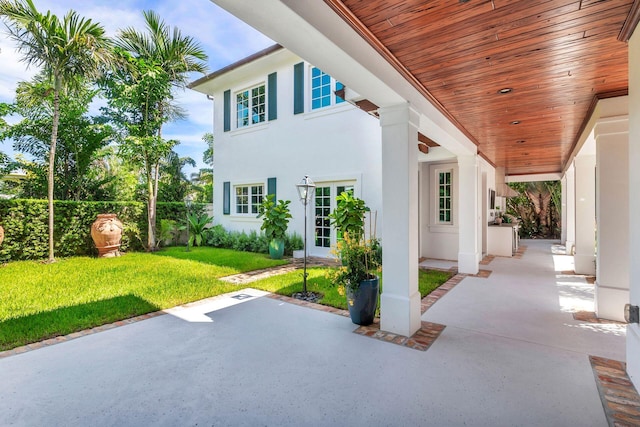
[487,223,520,257]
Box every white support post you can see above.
[627,28,640,387]
[458,155,480,275]
[574,154,596,275]
[379,103,421,338]
[595,116,629,321]
[565,164,576,255]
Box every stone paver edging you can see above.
[590,356,640,426]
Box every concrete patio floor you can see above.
[0,240,627,426]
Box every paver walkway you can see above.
[0,239,633,426]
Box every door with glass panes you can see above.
[313,183,354,257]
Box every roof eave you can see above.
[188,43,284,90]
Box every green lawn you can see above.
[0,247,452,351]
[0,247,286,351]
[250,268,454,310]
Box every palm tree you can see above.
[158,150,196,202]
[0,0,112,262]
[115,10,207,249]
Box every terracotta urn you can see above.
[0,224,4,247]
[91,214,123,258]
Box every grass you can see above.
[0,247,286,351]
[250,268,454,310]
[0,247,452,351]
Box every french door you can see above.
[312,182,354,257]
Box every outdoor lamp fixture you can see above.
[296,175,316,293]
[625,304,639,324]
[184,194,193,252]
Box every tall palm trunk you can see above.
[48,76,61,262]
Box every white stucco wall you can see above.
[419,156,494,261]
[201,50,383,257]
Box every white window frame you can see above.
[428,164,457,231]
[309,66,345,111]
[437,169,453,224]
[234,184,264,216]
[235,83,266,129]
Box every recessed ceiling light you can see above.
[498,88,513,94]
[511,120,521,125]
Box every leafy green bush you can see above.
[257,195,292,241]
[204,225,303,256]
[0,199,204,261]
[187,213,213,247]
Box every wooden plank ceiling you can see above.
[325,0,634,175]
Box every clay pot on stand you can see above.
[91,214,123,257]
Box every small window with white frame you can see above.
[236,84,265,128]
[310,67,345,110]
[437,170,452,223]
[235,184,264,214]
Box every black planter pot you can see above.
[346,276,379,326]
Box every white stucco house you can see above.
[191,0,640,392]
[190,45,501,261]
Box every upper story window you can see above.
[236,84,265,128]
[438,170,452,223]
[235,184,263,214]
[310,67,345,110]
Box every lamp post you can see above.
[184,194,193,252]
[296,175,316,293]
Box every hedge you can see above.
[0,199,204,262]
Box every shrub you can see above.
[204,225,303,256]
[187,213,213,247]
[257,195,292,241]
[0,199,205,261]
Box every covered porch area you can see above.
[0,240,630,425]
[209,0,640,390]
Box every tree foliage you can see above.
[506,181,561,238]
[158,150,195,202]
[102,10,207,250]
[191,133,213,203]
[0,0,112,262]
[2,79,115,200]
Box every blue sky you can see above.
[0,0,274,176]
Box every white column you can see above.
[379,103,421,337]
[595,117,629,321]
[574,154,596,275]
[561,175,567,245]
[627,29,640,387]
[565,163,576,255]
[458,155,480,274]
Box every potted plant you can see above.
[257,194,292,259]
[329,194,381,325]
[328,191,368,240]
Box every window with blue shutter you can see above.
[293,62,304,114]
[223,181,230,215]
[223,90,231,132]
[267,177,277,200]
[268,72,277,121]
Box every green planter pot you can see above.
[346,276,379,326]
[269,238,285,259]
